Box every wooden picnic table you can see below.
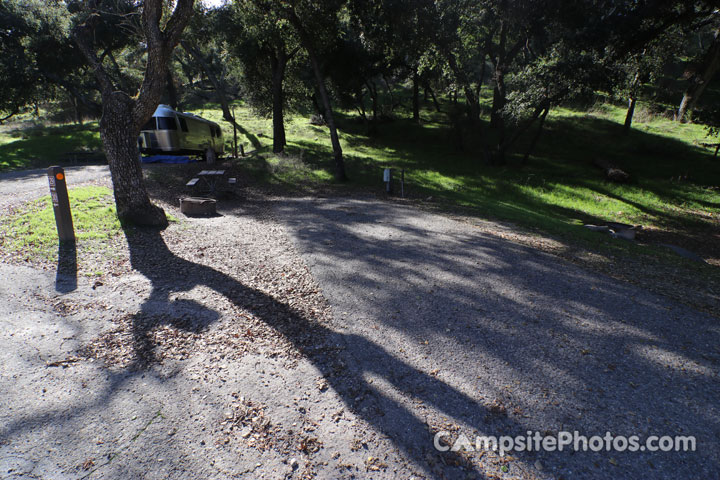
[186,170,236,194]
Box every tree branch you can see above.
[40,70,102,115]
[164,0,195,49]
[0,107,20,124]
[71,15,116,97]
[133,0,195,127]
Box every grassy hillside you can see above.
[187,102,719,242]
[1,100,717,261]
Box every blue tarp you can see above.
[141,155,196,164]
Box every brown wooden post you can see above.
[47,166,75,243]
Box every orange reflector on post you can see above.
[56,173,64,181]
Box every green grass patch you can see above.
[0,122,103,171]
[0,186,122,261]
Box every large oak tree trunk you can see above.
[102,93,168,227]
[73,0,194,227]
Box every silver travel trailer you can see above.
[138,105,224,162]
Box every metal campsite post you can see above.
[47,166,75,242]
[384,168,393,195]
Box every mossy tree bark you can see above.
[72,0,195,228]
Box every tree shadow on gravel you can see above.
[121,226,499,478]
[267,196,720,479]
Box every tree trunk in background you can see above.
[70,94,82,125]
[270,50,287,153]
[425,84,441,112]
[623,68,641,135]
[42,70,102,118]
[308,47,347,180]
[490,59,508,165]
[490,65,507,129]
[101,93,168,227]
[310,93,325,121]
[623,97,637,134]
[677,93,691,122]
[382,75,395,113]
[490,11,524,136]
[677,29,720,122]
[522,106,549,164]
[287,8,346,181]
[494,102,546,166]
[412,71,420,123]
[166,70,179,110]
[445,51,480,124]
[475,55,487,106]
[181,40,261,149]
[365,80,379,126]
[489,57,509,165]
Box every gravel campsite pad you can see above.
[1,169,719,479]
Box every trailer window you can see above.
[178,117,188,132]
[157,117,178,130]
[215,126,222,137]
[209,124,215,137]
[141,118,156,130]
